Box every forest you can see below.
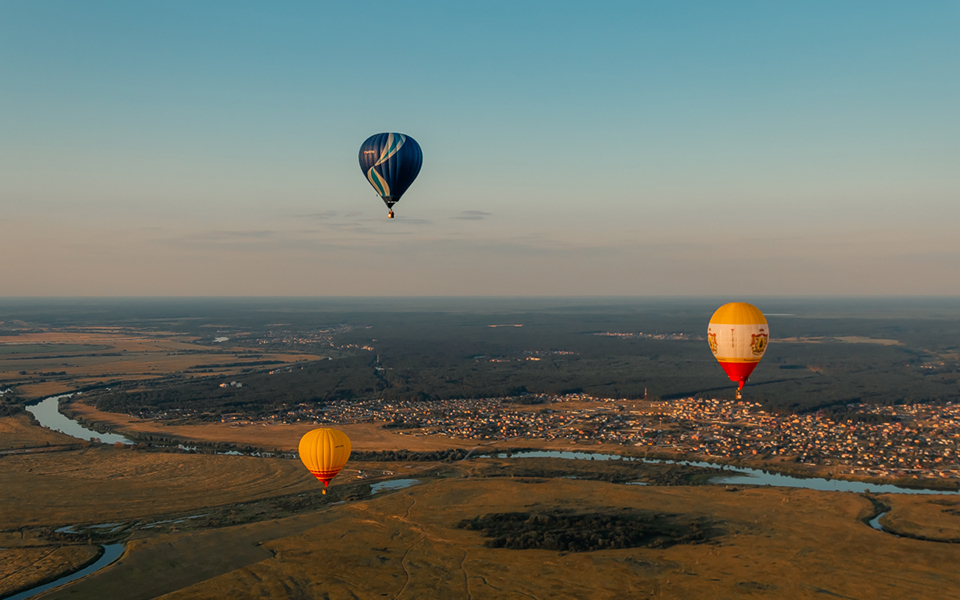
[3,297,958,416]
[457,510,719,552]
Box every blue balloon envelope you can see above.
[358,133,423,212]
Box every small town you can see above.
[217,392,960,482]
[594,331,706,341]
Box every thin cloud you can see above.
[299,211,339,220]
[157,229,280,245]
[295,210,432,227]
[452,210,492,221]
[216,230,274,238]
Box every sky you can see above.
[1,1,958,296]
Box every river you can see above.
[27,396,959,496]
[5,544,124,600]
[493,450,960,495]
[14,395,954,598]
[25,394,134,445]
[869,512,890,533]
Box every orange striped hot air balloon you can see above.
[707,302,769,400]
[298,428,351,494]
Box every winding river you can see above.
[495,450,960,495]
[25,394,134,445]
[5,544,124,600]
[29,394,956,497]
[14,395,956,598]
[869,512,890,533]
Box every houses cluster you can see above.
[268,392,959,481]
[249,325,372,350]
[635,397,960,480]
[593,331,704,341]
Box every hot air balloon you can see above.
[707,302,769,400]
[298,428,351,494]
[358,132,423,218]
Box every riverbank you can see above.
[2,544,124,600]
[8,398,960,600]
[0,545,101,600]
[30,394,960,493]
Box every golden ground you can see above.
[0,448,319,531]
[39,513,333,600]
[0,545,100,597]
[60,401,898,487]
[4,331,959,599]
[0,440,324,595]
[0,414,78,450]
[64,401,478,451]
[38,478,960,600]
[880,494,960,541]
[64,400,661,455]
[5,410,960,600]
[0,329,320,399]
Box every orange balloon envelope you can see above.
[298,428,351,494]
[707,302,769,399]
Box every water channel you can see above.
[30,395,957,497]
[15,395,955,597]
[371,479,421,494]
[25,394,134,445]
[26,394,244,455]
[868,512,891,533]
[5,544,124,600]
[495,450,960,495]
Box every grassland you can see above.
[4,299,960,599]
[0,545,100,598]
[879,494,960,542]
[0,329,320,399]
[30,478,960,600]
[0,414,78,450]
[62,400,559,452]
[0,427,325,597]
[5,407,960,600]
[0,448,320,531]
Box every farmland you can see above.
[3,298,960,599]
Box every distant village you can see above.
[211,391,960,482]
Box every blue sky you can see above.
[1,1,957,295]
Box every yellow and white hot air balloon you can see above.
[707,302,769,400]
[298,428,351,494]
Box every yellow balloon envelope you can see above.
[707,302,769,399]
[298,428,351,494]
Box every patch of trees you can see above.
[509,395,548,405]
[0,393,25,417]
[352,448,473,462]
[0,403,24,417]
[473,460,720,486]
[183,360,287,369]
[56,305,960,418]
[91,355,382,415]
[457,510,719,552]
[381,419,422,429]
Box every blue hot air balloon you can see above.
[358,133,423,218]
